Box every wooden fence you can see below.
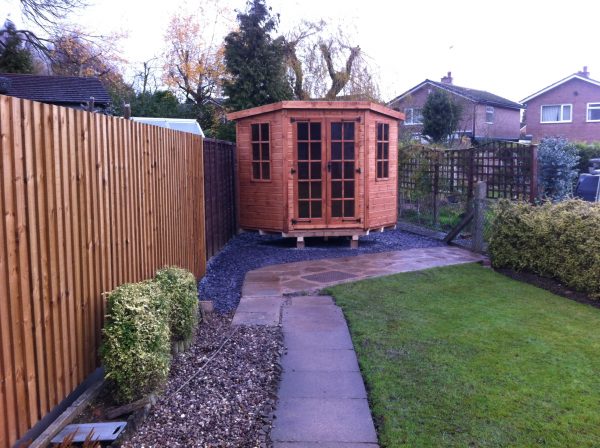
[0,94,206,448]
[203,138,236,260]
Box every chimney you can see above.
[441,71,453,84]
[578,66,590,78]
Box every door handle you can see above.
[327,162,332,172]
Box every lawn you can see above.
[326,263,600,447]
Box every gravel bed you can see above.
[200,228,444,312]
[121,315,283,448]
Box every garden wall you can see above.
[0,94,207,448]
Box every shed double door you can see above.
[293,119,359,228]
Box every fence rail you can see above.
[203,138,236,259]
[0,94,206,448]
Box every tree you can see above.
[223,0,292,111]
[0,19,35,73]
[162,8,229,133]
[283,22,380,101]
[421,90,462,144]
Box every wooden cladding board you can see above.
[0,94,206,448]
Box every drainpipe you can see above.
[472,103,476,144]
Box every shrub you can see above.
[488,200,600,297]
[155,266,199,342]
[537,136,580,201]
[101,280,171,403]
[574,141,600,174]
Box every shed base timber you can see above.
[281,229,367,249]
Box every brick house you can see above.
[521,67,600,143]
[388,72,522,143]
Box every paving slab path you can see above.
[232,246,487,446]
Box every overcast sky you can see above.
[3,0,597,103]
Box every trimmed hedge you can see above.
[101,280,171,403]
[488,200,600,297]
[155,266,199,342]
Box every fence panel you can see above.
[398,142,537,231]
[0,94,206,448]
[203,138,236,260]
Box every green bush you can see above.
[155,266,199,342]
[488,200,600,297]
[101,280,171,403]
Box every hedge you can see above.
[100,280,171,403]
[488,200,600,297]
[155,266,199,342]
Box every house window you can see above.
[376,122,389,179]
[486,106,495,124]
[587,103,600,122]
[404,108,423,125]
[540,104,572,123]
[251,123,270,180]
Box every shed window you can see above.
[541,104,571,123]
[485,106,495,124]
[376,122,390,179]
[587,103,600,121]
[251,123,270,180]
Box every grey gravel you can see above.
[199,229,443,312]
[121,315,283,448]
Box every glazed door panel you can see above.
[294,121,326,226]
[327,121,357,223]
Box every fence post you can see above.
[432,158,440,226]
[529,144,538,203]
[472,181,486,253]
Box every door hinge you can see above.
[291,168,296,174]
[356,167,362,174]
[291,219,297,225]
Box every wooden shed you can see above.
[227,101,405,247]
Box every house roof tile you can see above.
[0,73,111,106]
[388,80,522,110]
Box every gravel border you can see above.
[121,315,283,448]
[199,229,444,312]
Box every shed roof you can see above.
[0,73,111,106]
[130,117,205,137]
[226,101,405,121]
[388,80,522,110]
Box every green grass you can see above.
[326,264,600,447]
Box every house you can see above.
[388,72,522,143]
[521,67,600,143]
[0,73,111,111]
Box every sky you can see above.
[2,0,598,103]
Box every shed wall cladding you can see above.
[237,111,284,231]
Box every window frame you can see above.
[540,104,572,124]
[485,106,495,124]
[375,122,390,181]
[250,122,271,182]
[587,102,600,122]
[404,107,423,125]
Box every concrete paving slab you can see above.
[281,349,359,372]
[278,371,367,399]
[274,443,378,448]
[283,329,354,350]
[235,296,283,313]
[290,295,335,306]
[271,398,377,443]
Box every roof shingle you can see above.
[0,73,111,106]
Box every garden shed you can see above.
[227,101,404,247]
